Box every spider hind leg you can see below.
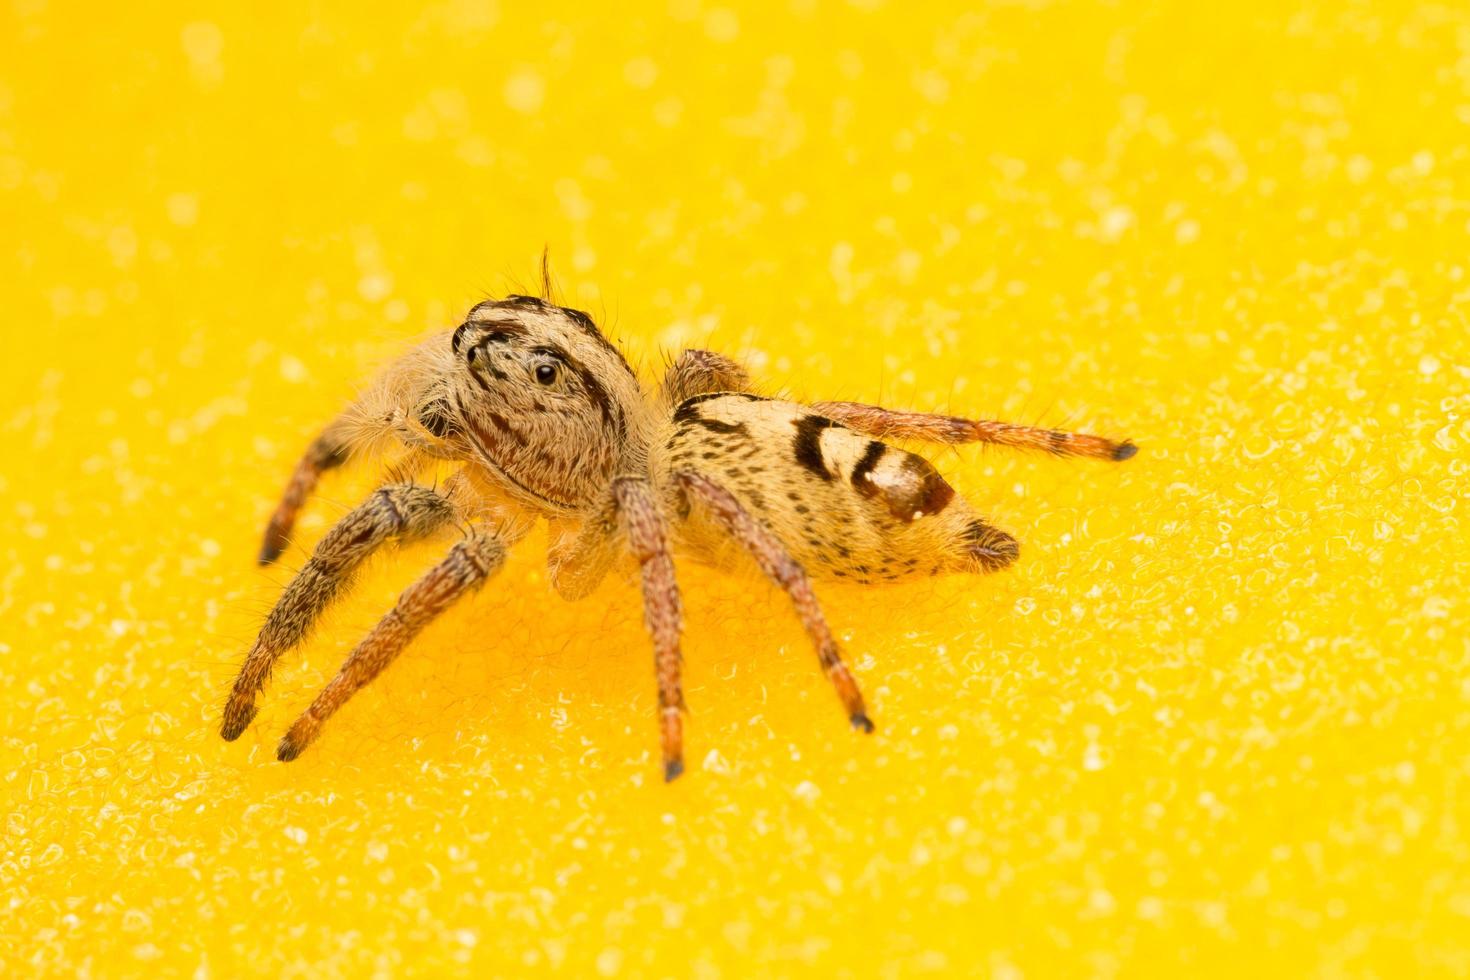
[676,470,875,733]
[811,400,1137,462]
[658,349,752,408]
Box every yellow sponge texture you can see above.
[3,2,1467,975]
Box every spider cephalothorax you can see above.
[223,288,1135,780]
[443,296,646,512]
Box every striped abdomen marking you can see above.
[792,415,840,480]
[673,395,755,442]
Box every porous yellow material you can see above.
[3,2,1467,975]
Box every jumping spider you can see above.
[220,290,1136,780]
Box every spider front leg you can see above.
[258,420,358,565]
[674,471,874,733]
[545,499,620,602]
[277,529,507,761]
[611,476,688,782]
[810,400,1137,462]
[221,483,455,741]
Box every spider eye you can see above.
[534,363,558,385]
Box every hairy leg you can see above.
[659,349,752,408]
[545,499,621,602]
[221,483,455,741]
[277,530,506,761]
[611,476,687,782]
[260,421,357,565]
[810,400,1137,462]
[675,470,875,733]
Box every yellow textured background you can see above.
[3,1,1468,975]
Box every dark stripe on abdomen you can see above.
[792,415,840,480]
[850,440,886,488]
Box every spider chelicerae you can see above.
[220,285,1135,781]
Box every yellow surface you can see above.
[3,1,1468,975]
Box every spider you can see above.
[220,287,1136,781]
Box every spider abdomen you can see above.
[660,393,1016,584]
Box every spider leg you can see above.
[221,483,455,741]
[809,400,1137,462]
[277,529,506,761]
[674,470,874,734]
[658,349,752,408]
[259,422,356,565]
[611,476,687,782]
[545,498,620,602]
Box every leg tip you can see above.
[850,712,876,734]
[219,703,257,742]
[276,736,304,762]
[1112,440,1138,462]
[663,759,685,782]
[257,539,285,566]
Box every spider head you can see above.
[449,295,643,511]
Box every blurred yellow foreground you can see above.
[2,1,1466,975]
